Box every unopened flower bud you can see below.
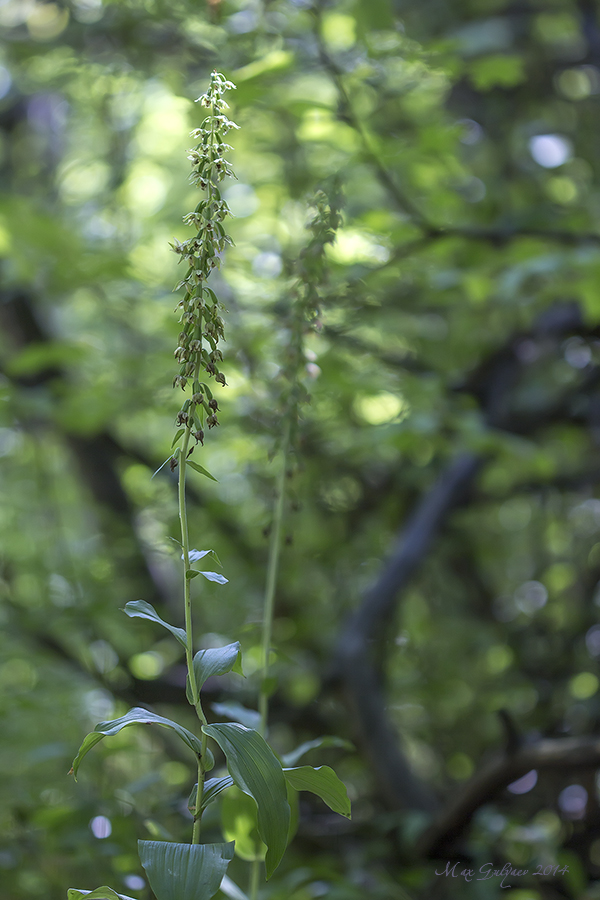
[193,430,205,445]
[208,398,219,411]
[207,414,218,428]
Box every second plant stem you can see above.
[178,424,208,843]
[258,418,291,736]
[251,418,291,899]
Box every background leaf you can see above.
[221,785,265,862]
[282,736,354,767]
[211,701,260,730]
[218,874,249,900]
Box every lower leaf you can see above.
[138,840,234,900]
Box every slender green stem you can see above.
[179,427,202,712]
[249,856,261,900]
[179,425,209,842]
[258,418,291,736]
[192,757,203,844]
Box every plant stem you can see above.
[179,427,202,713]
[192,757,203,844]
[258,418,291,736]
[179,424,208,842]
[249,856,261,900]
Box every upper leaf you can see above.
[203,722,290,878]
[123,600,187,648]
[71,708,202,779]
[283,765,351,818]
[193,642,243,691]
[138,840,234,900]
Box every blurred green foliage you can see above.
[4,0,600,898]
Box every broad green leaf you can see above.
[203,723,290,878]
[193,642,243,690]
[199,570,228,584]
[67,889,136,900]
[138,840,234,900]
[71,708,202,779]
[187,459,218,481]
[219,874,249,900]
[282,736,354,767]
[123,600,187,648]
[212,701,259,730]
[222,785,265,862]
[283,766,351,818]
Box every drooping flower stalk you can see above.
[170,70,238,840]
[258,186,343,737]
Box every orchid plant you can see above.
[66,72,350,900]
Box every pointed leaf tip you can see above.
[187,459,218,481]
[123,600,187,648]
[200,571,228,584]
[283,765,351,818]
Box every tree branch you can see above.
[418,735,600,859]
[335,452,482,813]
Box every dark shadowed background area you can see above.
[2,0,600,898]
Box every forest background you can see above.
[3,0,600,899]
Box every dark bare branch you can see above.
[418,735,600,859]
[336,453,482,813]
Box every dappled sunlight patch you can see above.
[326,228,390,265]
[122,162,171,217]
[353,391,410,425]
[569,672,599,700]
